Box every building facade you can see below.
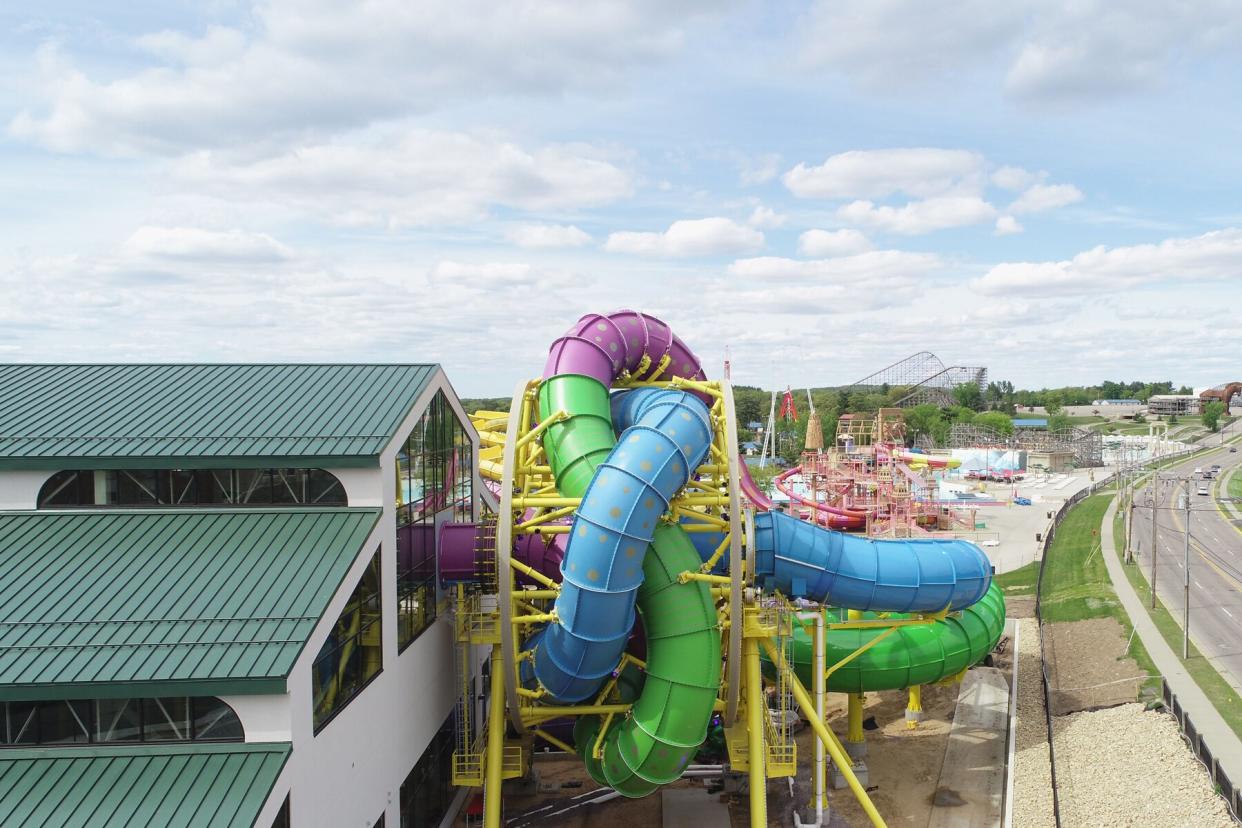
[1146,394,1203,416]
[0,364,480,827]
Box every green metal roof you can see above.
[0,363,438,469]
[0,742,289,827]
[0,509,380,700]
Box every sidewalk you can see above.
[1099,496,1242,784]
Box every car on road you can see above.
[1232,447,1238,453]
[1198,485,1210,496]
[1194,467,1203,475]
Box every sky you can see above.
[2,1,1241,397]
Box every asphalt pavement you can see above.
[1128,434,1242,691]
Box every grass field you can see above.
[1111,507,1242,738]
[1031,492,1161,694]
[995,560,1038,596]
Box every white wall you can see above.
[0,470,49,510]
[252,367,485,828]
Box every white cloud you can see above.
[747,205,786,229]
[974,227,1242,295]
[738,153,782,186]
[994,215,1023,236]
[991,166,1039,192]
[1009,183,1084,214]
[837,196,997,235]
[797,228,873,257]
[505,224,592,248]
[728,250,939,283]
[122,226,294,262]
[783,148,985,200]
[797,1,1242,103]
[172,128,632,227]
[10,1,733,155]
[605,217,764,257]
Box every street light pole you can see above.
[1184,478,1192,659]
[1150,474,1159,608]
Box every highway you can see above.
[1128,432,1242,690]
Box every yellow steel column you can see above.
[484,643,506,828]
[744,636,767,828]
[906,684,923,729]
[760,638,887,828]
[845,609,866,757]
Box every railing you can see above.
[1162,679,1242,820]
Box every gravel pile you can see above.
[1054,702,1234,827]
[1012,618,1056,827]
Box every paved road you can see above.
[1128,435,1242,690]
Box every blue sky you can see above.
[2,1,1241,396]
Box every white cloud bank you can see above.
[783,148,1082,235]
[122,227,293,262]
[505,224,592,249]
[173,129,632,227]
[796,0,1242,102]
[797,228,873,257]
[974,227,1242,295]
[605,217,763,257]
[10,0,733,155]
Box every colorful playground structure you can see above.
[444,311,1005,827]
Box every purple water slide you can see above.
[543,310,707,400]
[438,521,566,586]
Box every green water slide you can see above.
[535,376,722,797]
[768,582,1006,693]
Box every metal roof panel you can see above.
[0,363,437,466]
[0,509,379,695]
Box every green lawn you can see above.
[1034,492,1161,695]
[1112,508,1242,738]
[995,560,1039,596]
[1228,470,1242,503]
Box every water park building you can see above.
[0,364,479,827]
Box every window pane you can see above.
[235,469,273,504]
[308,469,346,505]
[269,469,305,505]
[40,700,91,744]
[143,697,190,741]
[192,697,244,740]
[313,549,383,730]
[95,698,142,742]
[168,470,199,505]
[3,702,39,745]
[38,471,92,507]
[111,470,162,506]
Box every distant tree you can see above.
[953,383,984,411]
[1048,412,1071,432]
[974,411,1014,436]
[903,404,941,441]
[1043,392,1064,416]
[1203,401,1227,432]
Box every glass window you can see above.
[1,702,39,745]
[95,698,141,743]
[38,468,347,508]
[398,391,473,651]
[192,696,244,740]
[143,697,191,741]
[400,713,455,828]
[270,795,291,828]
[312,549,383,731]
[0,696,242,748]
[39,700,91,745]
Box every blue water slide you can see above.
[752,511,992,612]
[532,388,713,701]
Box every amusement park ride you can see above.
[445,311,1005,828]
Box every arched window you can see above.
[37,468,347,508]
[0,696,243,746]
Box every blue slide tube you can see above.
[752,511,992,612]
[533,388,713,701]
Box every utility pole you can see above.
[1183,479,1192,659]
[1150,474,1159,608]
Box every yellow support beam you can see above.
[760,638,887,828]
[744,636,766,828]
[509,558,559,591]
[484,643,505,828]
[532,728,576,756]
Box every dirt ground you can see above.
[474,678,976,828]
[1042,617,1147,714]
